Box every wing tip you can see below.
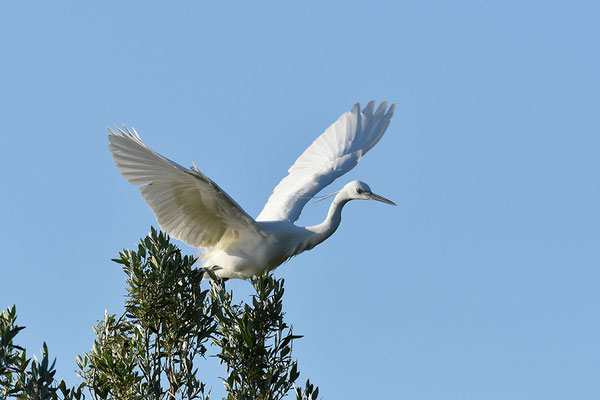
[386,103,396,118]
[375,101,388,115]
[361,100,395,116]
[362,101,375,116]
[107,124,146,150]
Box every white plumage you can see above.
[109,101,396,279]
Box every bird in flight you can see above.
[109,101,396,279]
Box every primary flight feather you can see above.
[109,101,396,279]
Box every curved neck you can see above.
[305,192,349,248]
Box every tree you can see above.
[1,228,319,399]
[210,273,318,400]
[0,306,84,400]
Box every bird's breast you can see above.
[202,221,316,279]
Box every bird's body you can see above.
[203,187,358,279]
[109,101,396,279]
[204,221,313,279]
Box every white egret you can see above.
[109,101,396,279]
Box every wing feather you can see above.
[256,101,395,222]
[108,127,264,250]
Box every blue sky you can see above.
[1,1,598,398]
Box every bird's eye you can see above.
[356,188,364,194]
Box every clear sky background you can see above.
[1,1,599,399]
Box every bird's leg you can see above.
[200,265,230,283]
[211,266,230,283]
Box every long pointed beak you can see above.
[367,192,397,206]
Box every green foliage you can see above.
[77,227,214,399]
[2,227,319,399]
[0,306,84,400]
[294,379,319,400]
[209,273,304,400]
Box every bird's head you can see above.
[342,180,396,205]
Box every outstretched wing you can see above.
[108,127,264,250]
[256,101,395,222]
